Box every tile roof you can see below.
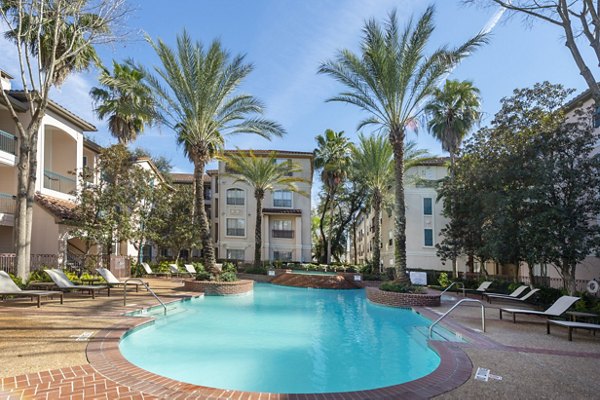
[171,173,211,183]
[223,149,314,158]
[415,157,450,166]
[35,193,76,221]
[262,208,302,215]
[6,90,96,131]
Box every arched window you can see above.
[226,188,245,205]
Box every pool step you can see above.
[414,325,464,342]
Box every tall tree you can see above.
[351,133,393,270]
[0,0,127,280]
[313,129,353,264]
[424,79,481,169]
[424,79,481,277]
[222,151,307,267]
[90,60,156,144]
[145,30,285,270]
[467,0,600,101]
[319,7,486,282]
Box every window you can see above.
[273,190,292,207]
[226,218,245,236]
[272,220,294,238]
[423,197,433,215]
[273,250,293,261]
[424,228,434,247]
[226,188,245,205]
[226,249,245,261]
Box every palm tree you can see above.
[313,129,353,264]
[90,61,156,144]
[424,79,481,169]
[222,151,307,267]
[353,135,431,271]
[145,30,285,270]
[319,7,486,282]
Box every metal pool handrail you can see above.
[123,278,167,315]
[428,298,486,339]
[440,281,466,297]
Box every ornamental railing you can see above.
[0,193,16,214]
[0,129,17,155]
[44,169,76,194]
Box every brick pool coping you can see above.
[81,308,473,399]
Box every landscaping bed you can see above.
[366,286,441,308]
[183,279,254,296]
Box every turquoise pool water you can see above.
[120,284,442,394]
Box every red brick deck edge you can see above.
[84,317,472,400]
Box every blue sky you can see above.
[0,0,590,176]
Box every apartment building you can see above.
[0,68,98,260]
[349,158,461,272]
[209,150,313,263]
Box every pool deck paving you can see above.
[0,279,599,399]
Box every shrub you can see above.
[131,263,145,277]
[437,272,450,288]
[28,269,52,283]
[196,271,211,281]
[8,272,24,289]
[153,261,174,273]
[222,262,237,274]
[219,271,238,282]
[244,264,268,275]
[379,281,426,294]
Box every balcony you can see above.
[0,130,17,166]
[272,229,294,239]
[44,170,76,194]
[0,193,15,214]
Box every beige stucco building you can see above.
[349,158,463,273]
[207,150,314,263]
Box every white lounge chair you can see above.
[141,262,170,277]
[96,267,146,292]
[464,281,493,297]
[483,285,528,300]
[0,271,63,307]
[169,263,187,277]
[499,295,581,323]
[547,320,600,341]
[184,264,197,276]
[485,288,540,304]
[44,269,109,299]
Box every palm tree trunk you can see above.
[327,186,336,264]
[390,128,409,283]
[319,193,331,264]
[254,192,263,267]
[373,190,382,272]
[193,159,215,269]
[352,221,358,264]
[449,151,457,279]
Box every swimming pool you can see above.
[120,283,443,394]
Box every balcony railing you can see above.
[0,193,16,214]
[0,130,17,155]
[44,170,76,194]
[272,229,294,239]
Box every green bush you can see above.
[8,272,24,289]
[222,262,236,274]
[196,271,212,281]
[244,264,268,275]
[153,261,175,273]
[437,272,450,288]
[131,263,145,277]
[28,269,52,283]
[219,271,238,282]
[379,281,426,294]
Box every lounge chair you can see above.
[499,295,580,323]
[0,271,63,308]
[464,281,493,297]
[483,285,528,300]
[184,264,197,277]
[96,267,146,292]
[546,320,600,341]
[141,262,170,277]
[169,264,184,277]
[44,269,110,299]
[485,287,540,304]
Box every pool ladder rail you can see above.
[440,281,466,298]
[123,278,167,316]
[429,298,486,339]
